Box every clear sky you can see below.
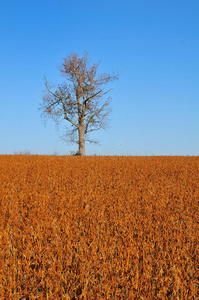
[0,0,198,155]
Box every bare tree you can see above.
[40,52,119,155]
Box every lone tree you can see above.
[40,52,119,155]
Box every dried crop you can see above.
[0,155,198,299]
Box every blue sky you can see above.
[0,0,198,155]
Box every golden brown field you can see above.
[0,155,198,299]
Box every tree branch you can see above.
[85,127,101,134]
[85,90,102,105]
[43,75,60,99]
[61,100,79,128]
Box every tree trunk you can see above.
[78,123,85,156]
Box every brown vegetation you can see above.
[0,156,198,299]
